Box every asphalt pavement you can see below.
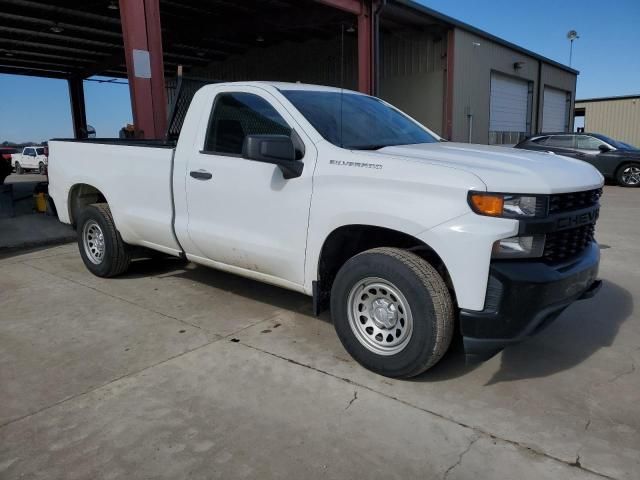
[0,185,637,479]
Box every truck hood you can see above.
[374,142,604,194]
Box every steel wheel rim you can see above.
[347,277,413,356]
[82,220,106,264]
[622,166,640,185]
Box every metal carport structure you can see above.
[0,0,381,139]
[0,0,577,143]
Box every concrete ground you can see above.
[0,186,638,479]
[0,174,75,249]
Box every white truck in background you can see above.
[11,146,48,174]
[48,82,604,378]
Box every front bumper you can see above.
[460,241,601,361]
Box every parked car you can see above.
[0,147,19,184]
[49,82,603,378]
[11,146,48,174]
[515,133,640,187]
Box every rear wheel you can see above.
[331,247,454,378]
[617,163,640,187]
[15,162,23,175]
[39,162,46,175]
[77,203,131,277]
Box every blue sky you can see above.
[1,0,638,142]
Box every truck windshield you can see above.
[281,90,437,150]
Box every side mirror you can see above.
[598,144,611,153]
[242,134,303,179]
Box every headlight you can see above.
[468,192,545,218]
[492,235,545,259]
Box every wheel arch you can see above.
[314,224,454,314]
[68,183,108,228]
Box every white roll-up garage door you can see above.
[542,87,569,132]
[490,72,529,133]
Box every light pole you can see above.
[567,30,579,67]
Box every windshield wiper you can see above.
[347,144,390,150]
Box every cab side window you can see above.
[204,93,292,156]
[546,135,575,148]
[576,135,606,150]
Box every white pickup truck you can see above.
[49,82,604,378]
[12,146,48,174]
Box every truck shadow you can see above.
[124,255,314,314]
[420,279,633,383]
[123,256,632,383]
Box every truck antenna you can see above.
[340,23,345,148]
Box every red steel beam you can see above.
[316,0,373,94]
[314,0,362,15]
[119,0,167,139]
[357,1,373,94]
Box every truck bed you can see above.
[48,139,182,256]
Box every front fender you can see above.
[304,146,488,294]
[417,213,518,311]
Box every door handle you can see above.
[190,169,212,180]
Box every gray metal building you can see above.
[450,28,577,144]
[575,95,640,147]
[189,0,578,145]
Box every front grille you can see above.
[543,223,596,263]
[548,188,602,214]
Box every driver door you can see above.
[184,87,316,287]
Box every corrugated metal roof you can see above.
[576,94,640,103]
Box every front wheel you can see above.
[77,203,131,277]
[617,163,640,187]
[15,162,23,174]
[331,247,454,378]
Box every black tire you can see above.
[15,162,23,175]
[39,162,46,175]
[330,247,454,378]
[616,162,640,188]
[77,203,131,277]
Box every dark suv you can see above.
[515,133,640,187]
